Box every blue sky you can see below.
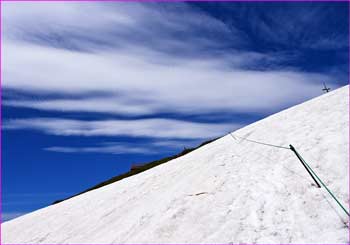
[2,2,349,221]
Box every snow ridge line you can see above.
[228,132,350,218]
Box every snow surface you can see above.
[2,86,349,244]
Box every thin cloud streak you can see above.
[45,145,155,155]
[44,139,201,155]
[3,118,239,139]
[3,97,157,116]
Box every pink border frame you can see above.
[0,0,349,244]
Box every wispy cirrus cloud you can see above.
[3,117,238,139]
[3,96,157,116]
[4,117,232,154]
[44,139,199,155]
[45,145,154,155]
[3,2,339,119]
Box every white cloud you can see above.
[3,39,333,116]
[2,2,337,118]
[45,145,154,155]
[44,139,198,155]
[3,97,157,116]
[3,118,238,139]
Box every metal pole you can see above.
[289,144,321,188]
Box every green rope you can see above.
[295,148,350,217]
[228,132,349,217]
[229,133,290,150]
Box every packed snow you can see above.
[2,86,349,244]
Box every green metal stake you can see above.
[290,144,321,188]
[293,147,350,217]
[228,134,349,217]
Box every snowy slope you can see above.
[2,86,349,244]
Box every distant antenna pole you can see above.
[322,82,330,93]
